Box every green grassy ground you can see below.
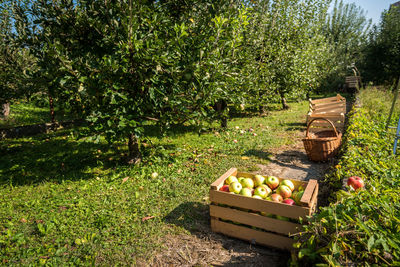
[0,100,308,265]
[0,101,75,128]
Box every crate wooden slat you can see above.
[211,219,296,250]
[209,168,318,251]
[210,205,302,235]
[211,219,295,250]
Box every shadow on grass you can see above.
[164,202,289,266]
[284,122,306,131]
[0,137,115,186]
[243,150,273,161]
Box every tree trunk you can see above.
[49,94,55,123]
[128,133,141,164]
[215,99,228,128]
[280,92,289,110]
[1,103,10,119]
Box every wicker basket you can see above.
[302,118,342,162]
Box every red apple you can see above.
[347,176,364,190]
[276,185,292,199]
[282,198,295,205]
[280,179,295,192]
[219,185,230,192]
[268,193,283,203]
[266,176,279,190]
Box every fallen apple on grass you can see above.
[347,176,364,190]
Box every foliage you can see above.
[323,0,371,90]
[0,1,36,105]
[294,87,400,265]
[0,100,308,265]
[361,5,400,84]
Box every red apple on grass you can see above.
[347,176,364,190]
[266,176,280,190]
[229,181,242,194]
[276,185,292,199]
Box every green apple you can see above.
[225,175,238,185]
[297,185,305,192]
[259,184,272,196]
[254,186,268,199]
[229,181,242,194]
[241,178,254,189]
[253,175,265,187]
[281,179,295,192]
[238,177,246,184]
[294,190,304,204]
[239,188,253,197]
[253,195,263,199]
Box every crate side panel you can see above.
[210,205,302,235]
[211,219,295,250]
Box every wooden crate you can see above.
[306,114,345,133]
[309,94,345,106]
[209,168,318,250]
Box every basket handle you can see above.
[306,117,339,138]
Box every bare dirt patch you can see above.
[147,130,333,267]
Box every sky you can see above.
[338,0,398,25]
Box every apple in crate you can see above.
[281,179,295,192]
[253,195,263,199]
[293,191,304,205]
[276,215,290,221]
[254,186,269,199]
[282,198,295,205]
[241,178,254,189]
[267,193,283,203]
[253,175,265,187]
[225,175,238,185]
[347,176,364,190]
[219,185,230,192]
[259,184,272,196]
[240,188,253,197]
[277,185,292,199]
[229,181,242,194]
[238,177,245,183]
[266,176,279,190]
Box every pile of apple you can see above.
[220,174,306,206]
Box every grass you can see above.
[0,100,309,265]
[0,101,75,128]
